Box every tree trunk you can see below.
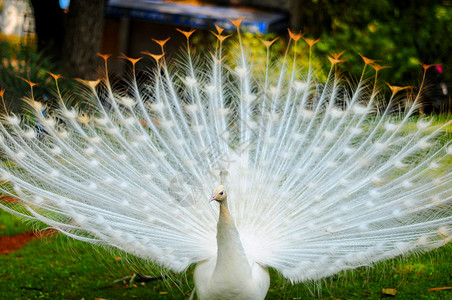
[62,0,107,79]
[30,0,64,60]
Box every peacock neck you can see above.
[213,200,251,279]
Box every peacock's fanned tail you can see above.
[0,26,451,282]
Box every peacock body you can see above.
[0,23,451,299]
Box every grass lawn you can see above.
[0,211,450,299]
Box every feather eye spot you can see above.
[6,115,20,125]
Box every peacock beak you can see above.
[209,195,216,202]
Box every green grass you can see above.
[0,212,450,299]
[0,205,47,236]
[0,209,35,236]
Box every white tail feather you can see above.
[0,27,451,290]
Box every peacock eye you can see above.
[219,192,223,195]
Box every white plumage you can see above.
[0,23,451,299]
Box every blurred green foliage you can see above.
[0,37,73,114]
[1,0,450,113]
[192,0,450,98]
[309,1,452,86]
[185,0,450,112]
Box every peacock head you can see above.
[209,185,227,203]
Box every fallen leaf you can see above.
[382,288,397,296]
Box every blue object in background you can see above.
[59,0,70,10]
[105,0,288,34]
